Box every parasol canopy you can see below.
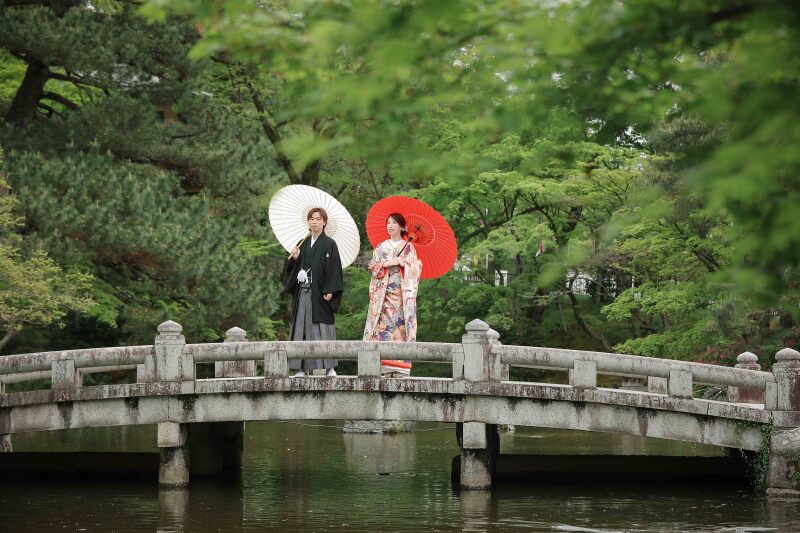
[269,184,360,268]
[366,196,457,279]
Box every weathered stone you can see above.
[668,369,692,399]
[159,445,189,488]
[264,349,288,378]
[154,321,190,382]
[571,360,597,389]
[648,376,668,395]
[215,328,256,378]
[0,434,11,452]
[766,382,779,410]
[358,350,381,378]
[728,352,764,403]
[770,427,800,454]
[462,319,497,382]
[158,422,187,448]
[452,346,465,380]
[773,348,800,411]
[462,421,487,449]
[51,360,76,389]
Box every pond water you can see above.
[1,421,798,532]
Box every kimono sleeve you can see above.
[322,239,344,311]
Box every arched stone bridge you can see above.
[1,319,799,497]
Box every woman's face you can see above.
[386,216,402,239]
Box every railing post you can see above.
[570,360,597,389]
[358,350,381,378]
[727,352,764,404]
[458,319,499,490]
[51,359,76,391]
[668,369,692,399]
[766,348,800,498]
[153,320,190,382]
[216,327,256,378]
[264,349,288,378]
[647,376,668,395]
[462,319,497,382]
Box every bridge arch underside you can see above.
[1,378,769,451]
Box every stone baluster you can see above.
[766,348,800,498]
[151,321,190,487]
[727,352,764,404]
[152,320,190,382]
[458,319,499,490]
[216,327,256,378]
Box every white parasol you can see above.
[268,184,360,268]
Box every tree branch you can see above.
[41,90,78,110]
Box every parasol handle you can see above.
[288,233,311,260]
[396,232,415,257]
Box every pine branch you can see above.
[41,91,78,110]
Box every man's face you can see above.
[308,212,325,233]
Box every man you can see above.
[285,207,343,376]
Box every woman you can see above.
[362,213,422,376]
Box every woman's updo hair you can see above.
[388,213,407,238]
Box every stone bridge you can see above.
[1,319,799,497]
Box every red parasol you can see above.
[366,196,457,279]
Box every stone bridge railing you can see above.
[1,319,799,496]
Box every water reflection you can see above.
[343,431,416,475]
[157,488,188,533]
[459,490,494,533]
[3,422,800,532]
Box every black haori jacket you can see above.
[284,232,344,326]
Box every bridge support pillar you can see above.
[766,348,800,499]
[458,422,499,490]
[158,422,190,488]
[0,434,11,452]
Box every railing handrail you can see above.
[496,345,775,389]
[0,346,152,376]
[186,341,460,363]
[0,337,774,392]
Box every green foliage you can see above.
[1,0,797,366]
[0,149,95,352]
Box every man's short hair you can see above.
[307,207,328,224]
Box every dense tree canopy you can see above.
[1,0,798,370]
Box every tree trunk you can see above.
[0,327,20,354]
[5,59,50,126]
[566,290,613,352]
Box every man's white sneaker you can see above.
[294,371,307,377]
[325,368,337,377]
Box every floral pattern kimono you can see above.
[362,239,423,375]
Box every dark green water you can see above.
[1,422,798,532]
